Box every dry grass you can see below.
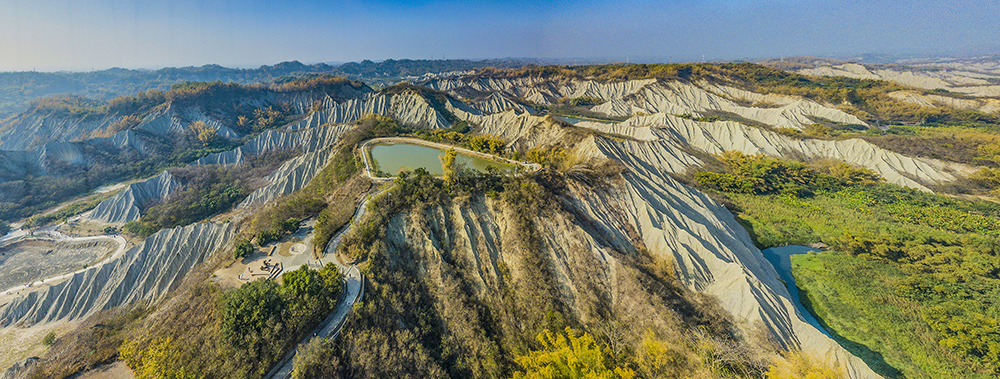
[0,320,77,370]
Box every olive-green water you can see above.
[371,143,512,176]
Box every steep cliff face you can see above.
[88,123,354,223]
[572,139,878,377]
[285,91,450,130]
[88,171,182,224]
[799,62,1000,97]
[425,75,865,130]
[0,112,118,151]
[0,222,236,327]
[578,114,970,191]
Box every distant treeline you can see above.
[0,59,535,119]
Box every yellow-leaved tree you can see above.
[119,337,199,379]
[188,120,218,146]
[765,350,844,379]
[440,148,459,183]
[512,327,635,379]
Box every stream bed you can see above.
[761,245,831,337]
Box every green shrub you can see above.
[256,229,282,246]
[42,332,56,346]
[219,280,286,351]
[233,239,253,260]
[467,135,506,155]
[123,220,158,237]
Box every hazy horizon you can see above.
[1,0,998,72]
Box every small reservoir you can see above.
[554,115,613,125]
[370,143,512,176]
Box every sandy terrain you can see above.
[74,361,135,379]
[0,320,76,370]
[0,239,116,291]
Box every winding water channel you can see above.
[761,245,831,337]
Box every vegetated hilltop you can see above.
[761,55,1000,98]
[7,62,1000,379]
[0,76,370,224]
[0,59,536,120]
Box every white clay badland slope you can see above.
[433,73,970,192]
[886,90,1000,114]
[0,86,371,152]
[87,123,354,224]
[0,84,373,185]
[0,86,449,343]
[0,83,448,188]
[799,62,1000,98]
[0,222,236,327]
[465,114,882,378]
[286,91,451,130]
[424,75,867,130]
[0,73,972,378]
[431,74,980,377]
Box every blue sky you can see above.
[0,0,997,71]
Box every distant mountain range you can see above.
[0,59,536,120]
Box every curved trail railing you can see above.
[268,138,539,378]
[264,194,373,379]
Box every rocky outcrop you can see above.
[196,124,351,165]
[238,147,334,208]
[888,90,1000,113]
[88,171,181,224]
[799,62,1000,97]
[284,92,450,130]
[585,140,879,378]
[0,222,235,327]
[578,114,971,191]
[1,356,38,379]
[0,112,116,151]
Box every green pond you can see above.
[371,143,512,176]
[555,115,614,125]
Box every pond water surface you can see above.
[761,245,830,337]
[555,115,613,125]
[371,143,512,176]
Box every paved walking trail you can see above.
[264,195,370,379]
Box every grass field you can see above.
[721,185,1000,378]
